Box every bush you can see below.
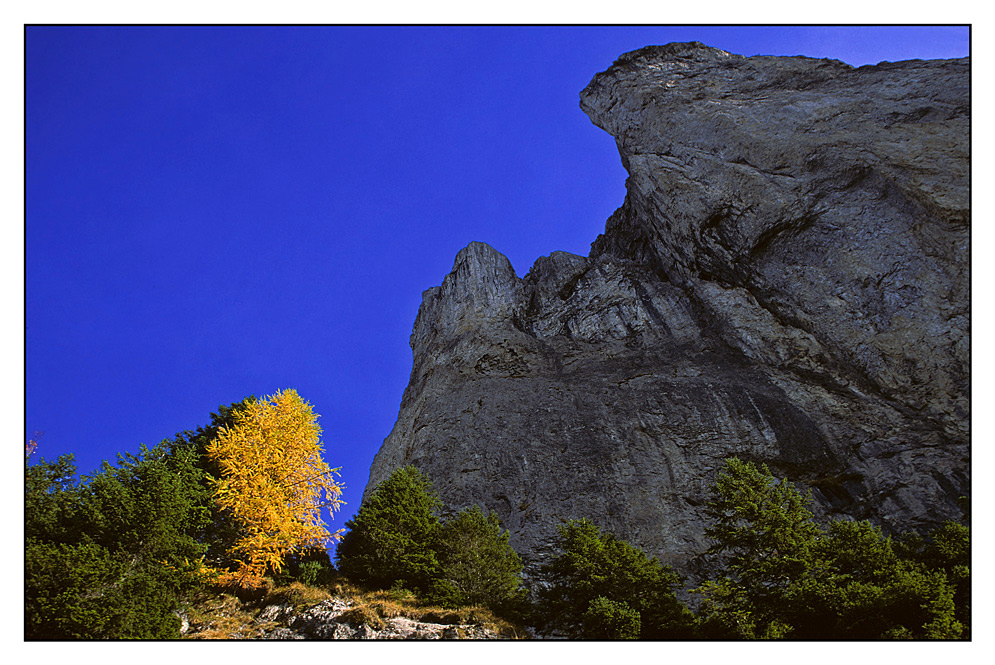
[582,597,641,639]
[384,582,417,603]
[296,560,327,586]
[284,548,335,587]
[25,540,184,639]
[424,578,465,609]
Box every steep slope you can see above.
[364,43,969,575]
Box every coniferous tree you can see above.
[897,500,971,638]
[429,505,525,612]
[695,457,821,638]
[168,398,252,567]
[25,453,80,545]
[786,519,964,639]
[695,457,966,640]
[582,596,642,639]
[25,441,211,639]
[335,466,442,593]
[536,518,695,639]
[336,467,528,616]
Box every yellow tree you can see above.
[207,389,344,588]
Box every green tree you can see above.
[695,457,820,639]
[25,440,211,639]
[789,519,962,639]
[168,398,256,568]
[788,520,910,638]
[695,458,965,640]
[25,539,186,639]
[335,466,442,593]
[537,518,694,639]
[429,505,525,612]
[25,453,81,545]
[924,520,970,635]
[80,441,211,567]
[891,513,970,638]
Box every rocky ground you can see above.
[177,583,518,640]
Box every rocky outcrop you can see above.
[181,597,506,640]
[365,43,969,576]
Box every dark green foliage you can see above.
[695,458,967,640]
[25,540,183,639]
[25,440,212,639]
[288,548,336,587]
[582,596,641,639]
[893,514,971,637]
[786,520,961,639]
[429,505,525,612]
[336,468,527,617]
[335,466,443,593]
[695,457,821,638]
[166,399,253,568]
[537,518,694,639]
[926,521,970,634]
[25,454,80,545]
[26,420,968,641]
[82,442,211,565]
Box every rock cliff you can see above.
[364,43,969,576]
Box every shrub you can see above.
[296,560,328,586]
[25,441,211,639]
[582,596,641,639]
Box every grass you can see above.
[343,584,524,638]
[182,592,275,639]
[264,581,334,608]
[180,575,525,639]
[337,604,387,630]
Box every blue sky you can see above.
[25,26,969,539]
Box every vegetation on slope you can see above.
[24,394,969,639]
[179,578,522,639]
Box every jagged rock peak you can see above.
[412,241,521,341]
[452,241,518,280]
[579,42,964,187]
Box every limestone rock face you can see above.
[365,43,969,575]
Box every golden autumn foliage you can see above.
[207,389,344,588]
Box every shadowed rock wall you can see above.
[364,43,969,576]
